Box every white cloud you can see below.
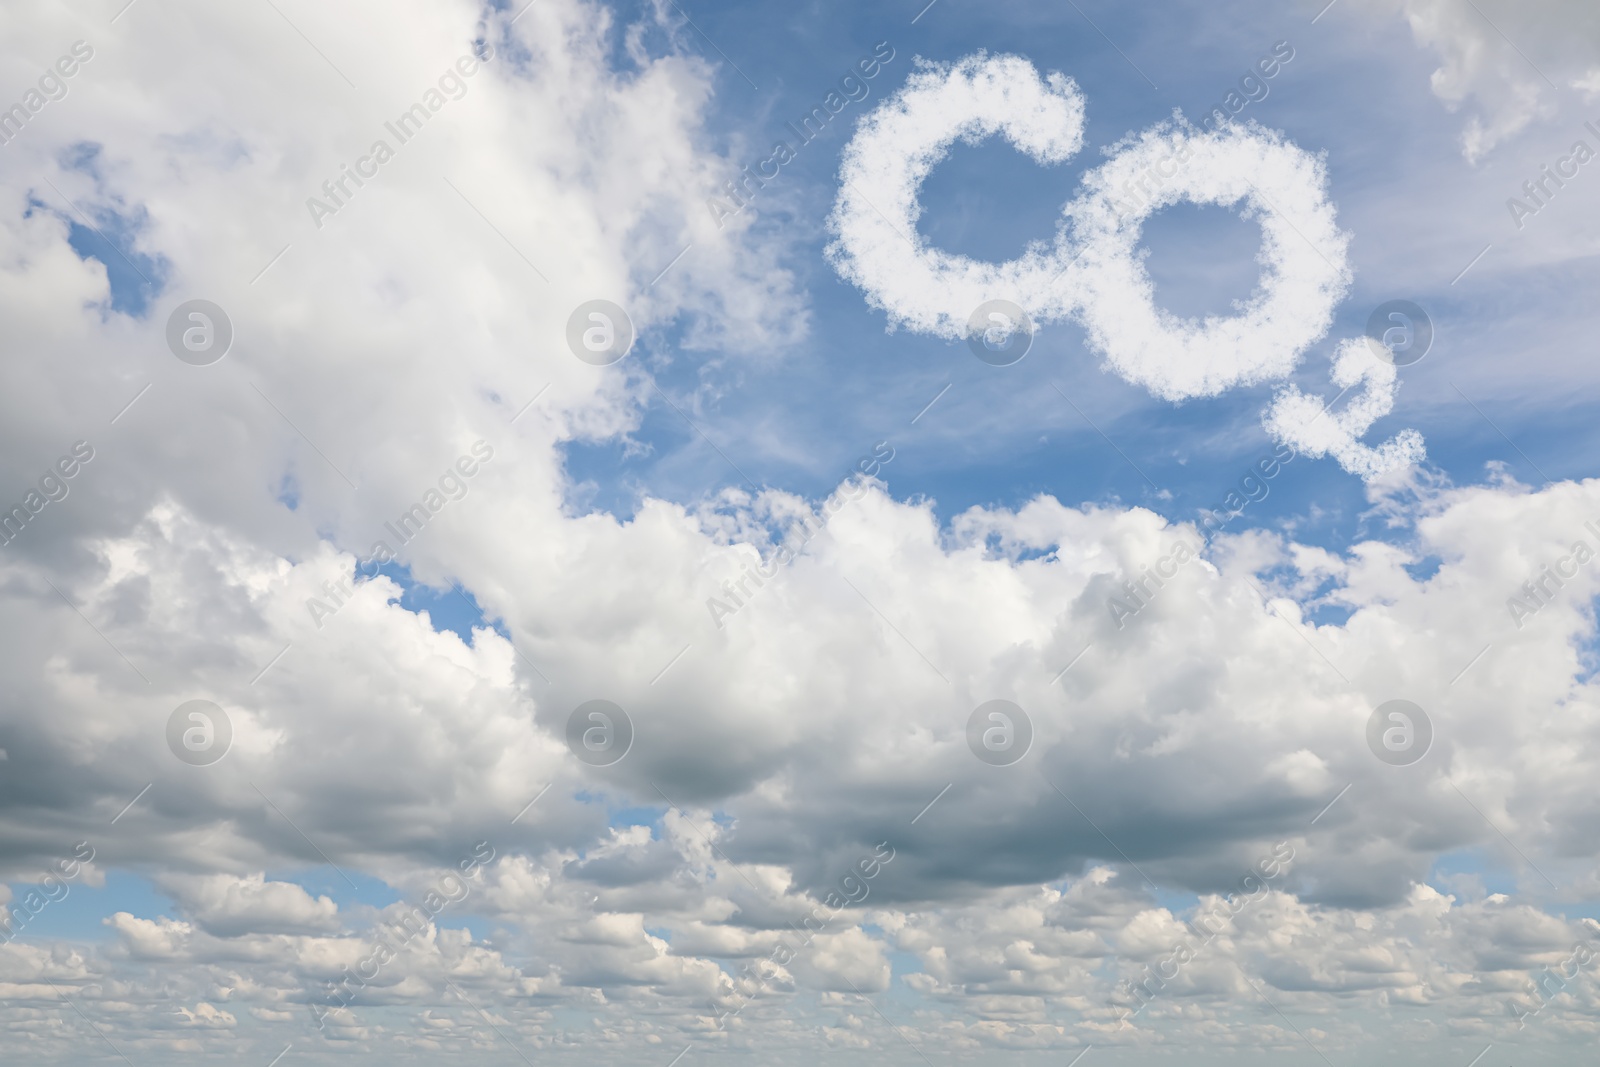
[106,913,191,960]
[827,52,1088,338]
[9,465,1600,1055]
[1577,67,1600,101]
[1263,338,1426,479]
[1363,0,1600,161]
[827,52,1421,476]
[1063,119,1351,402]
[157,872,340,937]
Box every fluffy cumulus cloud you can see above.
[157,873,341,937]
[1360,0,1600,161]
[0,0,1598,1064]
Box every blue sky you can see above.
[7,0,1600,1062]
[60,0,1588,533]
[557,0,1593,548]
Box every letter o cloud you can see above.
[1064,121,1350,401]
